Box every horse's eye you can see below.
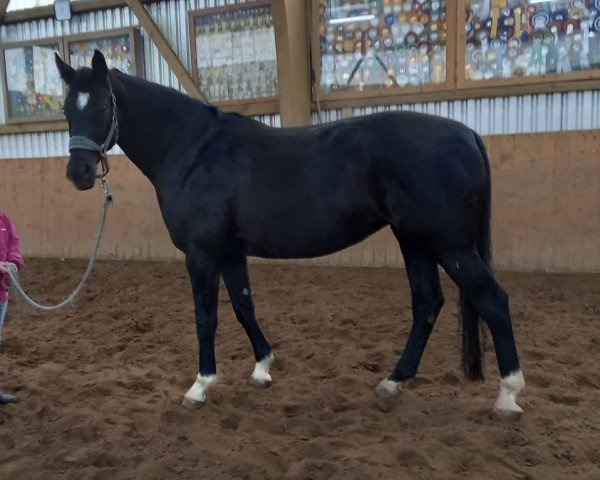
[100,103,108,111]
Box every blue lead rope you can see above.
[6,180,113,313]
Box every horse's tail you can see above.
[459,131,492,382]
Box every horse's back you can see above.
[235,110,485,184]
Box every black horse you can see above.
[55,51,524,420]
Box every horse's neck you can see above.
[111,73,216,182]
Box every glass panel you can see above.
[3,43,63,120]
[7,0,55,11]
[465,1,600,81]
[318,0,448,93]
[7,0,84,11]
[193,5,279,102]
[68,34,136,75]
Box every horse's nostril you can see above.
[82,162,94,177]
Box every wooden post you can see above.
[272,0,311,127]
[124,0,208,103]
[0,0,11,25]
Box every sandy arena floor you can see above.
[0,259,599,480]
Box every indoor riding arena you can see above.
[1,1,599,480]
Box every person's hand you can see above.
[0,262,17,274]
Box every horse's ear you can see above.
[91,49,109,83]
[55,53,76,85]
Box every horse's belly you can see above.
[244,216,387,259]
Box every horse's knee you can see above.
[196,311,218,335]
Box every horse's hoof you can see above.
[490,408,522,422]
[375,397,396,412]
[181,397,206,410]
[374,379,401,399]
[249,377,272,389]
[250,354,274,390]
[0,391,18,405]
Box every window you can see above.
[464,0,600,82]
[1,40,64,122]
[189,0,280,115]
[313,0,453,103]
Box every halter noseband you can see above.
[68,83,119,179]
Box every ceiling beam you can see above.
[0,0,11,25]
[124,0,207,103]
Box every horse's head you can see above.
[55,50,118,191]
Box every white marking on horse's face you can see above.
[183,373,216,402]
[251,353,274,383]
[77,92,90,111]
[494,369,525,412]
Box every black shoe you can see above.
[0,390,18,405]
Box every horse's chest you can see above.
[159,193,228,253]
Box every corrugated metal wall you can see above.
[1,1,599,159]
[2,91,598,158]
[314,91,600,135]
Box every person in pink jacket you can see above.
[0,211,25,406]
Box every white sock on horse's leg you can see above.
[250,353,274,388]
[492,369,525,420]
[375,378,402,398]
[182,374,216,410]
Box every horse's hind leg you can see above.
[222,256,274,388]
[439,250,525,420]
[376,239,444,400]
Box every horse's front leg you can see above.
[182,253,221,410]
[222,256,274,388]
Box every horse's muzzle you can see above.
[66,152,98,191]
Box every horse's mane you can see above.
[110,69,225,120]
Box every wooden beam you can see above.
[313,78,600,112]
[124,0,207,103]
[0,120,68,135]
[0,0,10,25]
[272,0,311,127]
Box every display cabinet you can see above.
[311,0,457,104]
[189,0,280,115]
[1,39,65,122]
[65,27,143,76]
[458,0,600,89]
[1,28,143,124]
[310,0,600,108]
